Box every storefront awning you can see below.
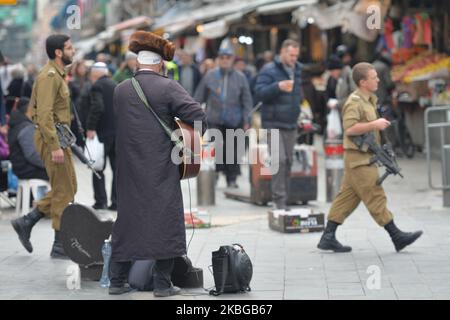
[256,0,318,15]
[292,0,356,30]
[292,0,389,42]
[109,16,152,32]
[152,0,288,37]
[198,12,244,39]
[98,16,153,43]
[73,36,106,59]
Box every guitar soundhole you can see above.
[179,150,183,157]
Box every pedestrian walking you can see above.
[317,62,422,253]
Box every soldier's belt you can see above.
[348,158,374,169]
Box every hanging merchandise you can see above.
[383,18,395,51]
[413,13,424,46]
[423,13,432,46]
[401,16,415,49]
[412,13,432,47]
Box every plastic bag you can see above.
[326,108,342,140]
[84,135,105,171]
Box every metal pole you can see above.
[444,145,450,207]
[197,141,215,206]
[444,110,450,207]
[425,106,450,208]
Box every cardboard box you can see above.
[184,208,211,228]
[268,208,325,233]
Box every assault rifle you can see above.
[351,132,403,185]
[55,123,101,179]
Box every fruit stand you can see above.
[391,49,450,150]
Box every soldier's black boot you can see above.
[384,220,423,252]
[50,230,69,259]
[11,207,44,253]
[317,221,352,253]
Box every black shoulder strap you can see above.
[131,77,184,150]
[71,101,84,138]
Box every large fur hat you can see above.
[128,31,175,61]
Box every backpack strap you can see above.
[209,247,229,296]
[232,243,251,292]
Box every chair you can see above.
[15,179,50,216]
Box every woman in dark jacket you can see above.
[8,97,48,181]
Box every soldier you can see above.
[317,62,422,253]
[11,34,77,259]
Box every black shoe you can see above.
[50,231,69,259]
[317,221,352,253]
[385,221,423,252]
[92,203,107,210]
[153,285,181,297]
[107,204,117,211]
[227,181,239,189]
[109,284,135,295]
[10,207,44,253]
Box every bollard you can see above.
[325,139,344,202]
[197,141,216,206]
[325,98,344,202]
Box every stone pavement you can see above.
[1,137,450,300]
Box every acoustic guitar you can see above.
[173,119,202,180]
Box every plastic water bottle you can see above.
[100,239,111,288]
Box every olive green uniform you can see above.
[327,89,394,227]
[30,60,77,230]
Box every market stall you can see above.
[381,2,450,151]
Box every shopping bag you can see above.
[84,135,105,171]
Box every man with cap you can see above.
[109,31,206,296]
[335,45,356,109]
[112,51,137,83]
[194,47,253,188]
[85,62,117,210]
[326,55,343,101]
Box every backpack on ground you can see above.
[209,244,253,296]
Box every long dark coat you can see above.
[111,70,206,262]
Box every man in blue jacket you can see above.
[255,39,302,210]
